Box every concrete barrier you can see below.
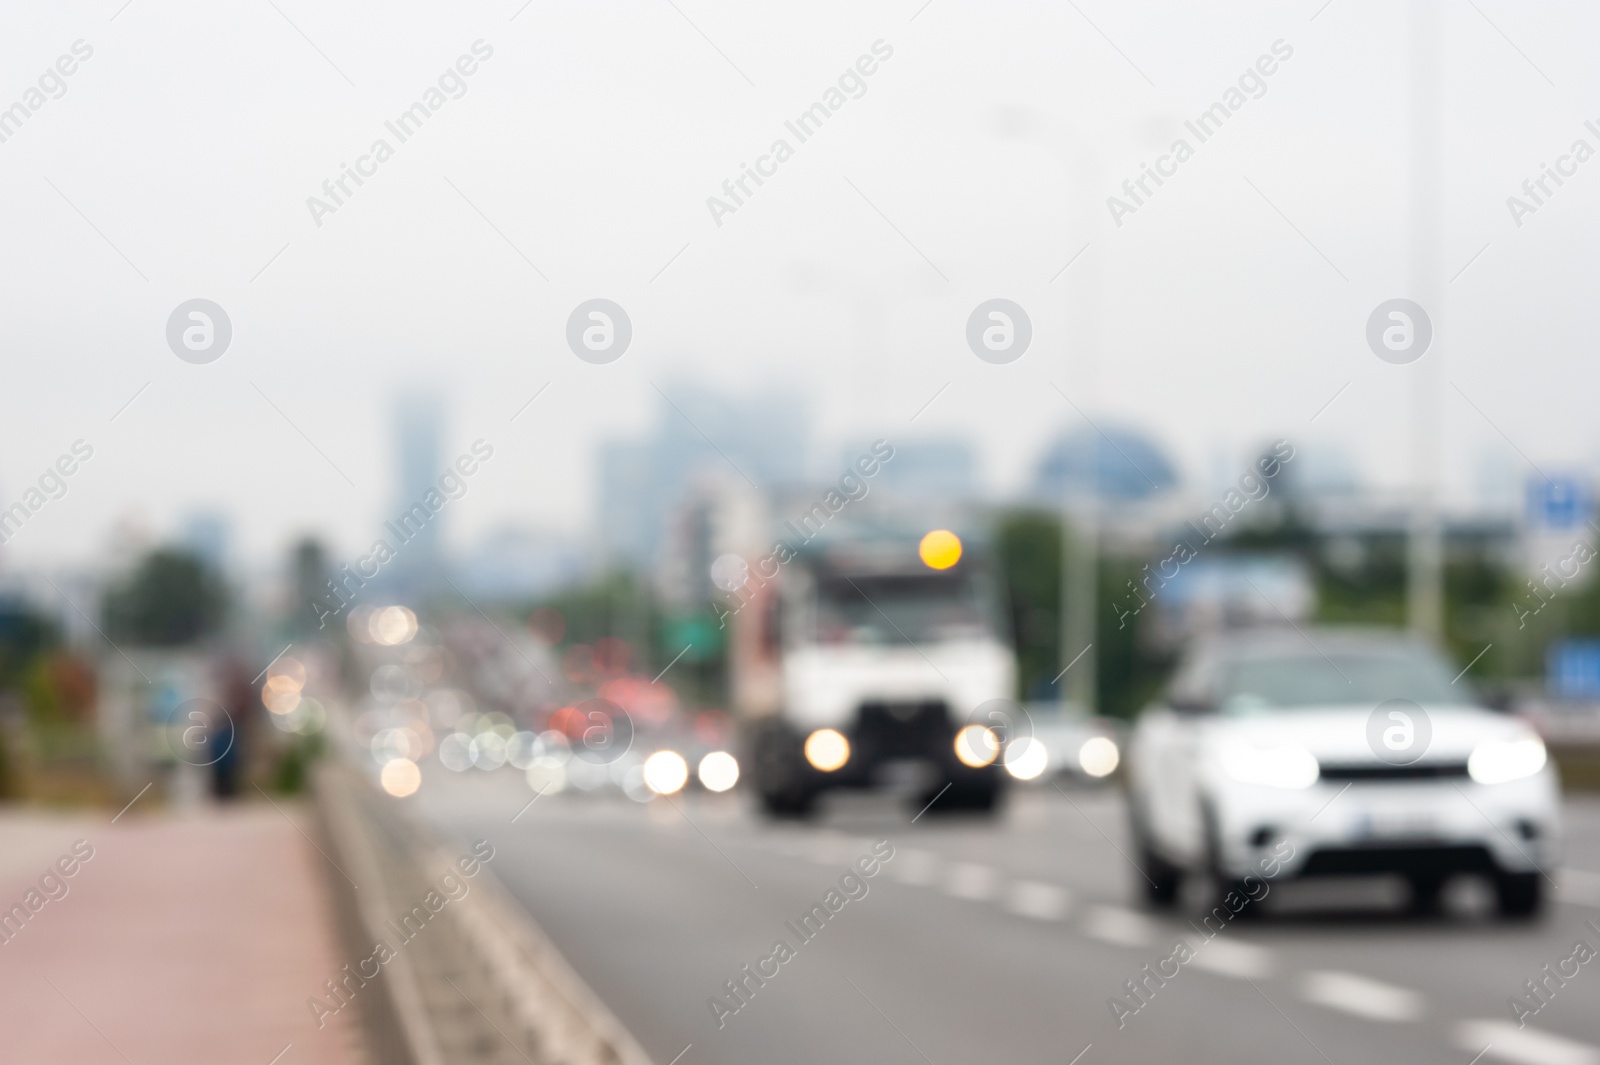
[313,761,655,1065]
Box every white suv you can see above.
[1126,628,1559,917]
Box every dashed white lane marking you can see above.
[1006,880,1071,921]
[1083,905,1157,948]
[1186,937,1273,980]
[946,863,1000,901]
[1300,970,1423,1022]
[1559,868,1600,908]
[1456,1020,1600,1065]
[889,848,938,886]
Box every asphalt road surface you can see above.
[415,772,1600,1065]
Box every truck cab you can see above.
[733,520,1016,817]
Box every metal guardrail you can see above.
[313,760,655,1065]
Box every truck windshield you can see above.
[810,571,991,646]
[1213,648,1464,711]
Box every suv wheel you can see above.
[1128,804,1182,908]
[1495,871,1544,918]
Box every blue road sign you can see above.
[1527,475,1591,530]
[1549,640,1600,700]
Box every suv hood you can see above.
[1197,704,1531,765]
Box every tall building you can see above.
[597,382,806,571]
[837,437,977,502]
[388,392,446,602]
[455,525,588,603]
[180,510,231,573]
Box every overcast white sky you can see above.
[1,0,1597,570]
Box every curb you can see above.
[312,761,654,1065]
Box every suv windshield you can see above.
[810,571,992,646]
[1212,647,1464,711]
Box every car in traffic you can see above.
[1125,627,1559,917]
[999,702,1122,785]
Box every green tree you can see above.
[0,599,56,692]
[995,510,1173,718]
[103,548,228,646]
[995,511,1061,701]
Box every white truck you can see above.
[725,517,1017,817]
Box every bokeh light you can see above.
[919,529,963,570]
[380,758,421,797]
[347,605,377,643]
[525,760,568,796]
[697,751,740,792]
[954,724,999,768]
[370,605,418,646]
[438,733,473,772]
[1003,737,1049,780]
[642,750,689,795]
[266,656,306,688]
[804,729,850,772]
[1078,736,1120,778]
[261,673,302,715]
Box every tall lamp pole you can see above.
[1408,0,1445,641]
[1060,145,1102,719]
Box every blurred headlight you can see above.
[1468,737,1547,785]
[524,759,567,796]
[371,605,418,646]
[1004,737,1049,780]
[1078,736,1120,778]
[1219,743,1319,789]
[643,750,689,795]
[954,725,1000,768]
[698,751,740,792]
[804,729,850,772]
[380,757,421,798]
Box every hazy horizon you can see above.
[3,0,1597,570]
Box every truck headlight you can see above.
[954,725,1000,768]
[1468,737,1547,785]
[804,729,850,772]
[1219,743,1320,789]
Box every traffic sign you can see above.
[1527,475,1591,530]
[1548,640,1600,700]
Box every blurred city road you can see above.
[417,775,1600,1065]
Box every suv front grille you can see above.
[1319,762,1469,782]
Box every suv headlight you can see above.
[1467,737,1547,785]
[1218,743,1320,789]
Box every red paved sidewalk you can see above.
[0,801,365,1064]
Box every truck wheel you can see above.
[917,767,1004,816]
[759,788,815,819]
[1495,872,1544,918]
[751,723,816,820]
[955,775,1001,813]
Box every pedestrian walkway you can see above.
[0,801,365,1064]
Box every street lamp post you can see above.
[1408,0,1445,641]
[992,108,1177,717]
